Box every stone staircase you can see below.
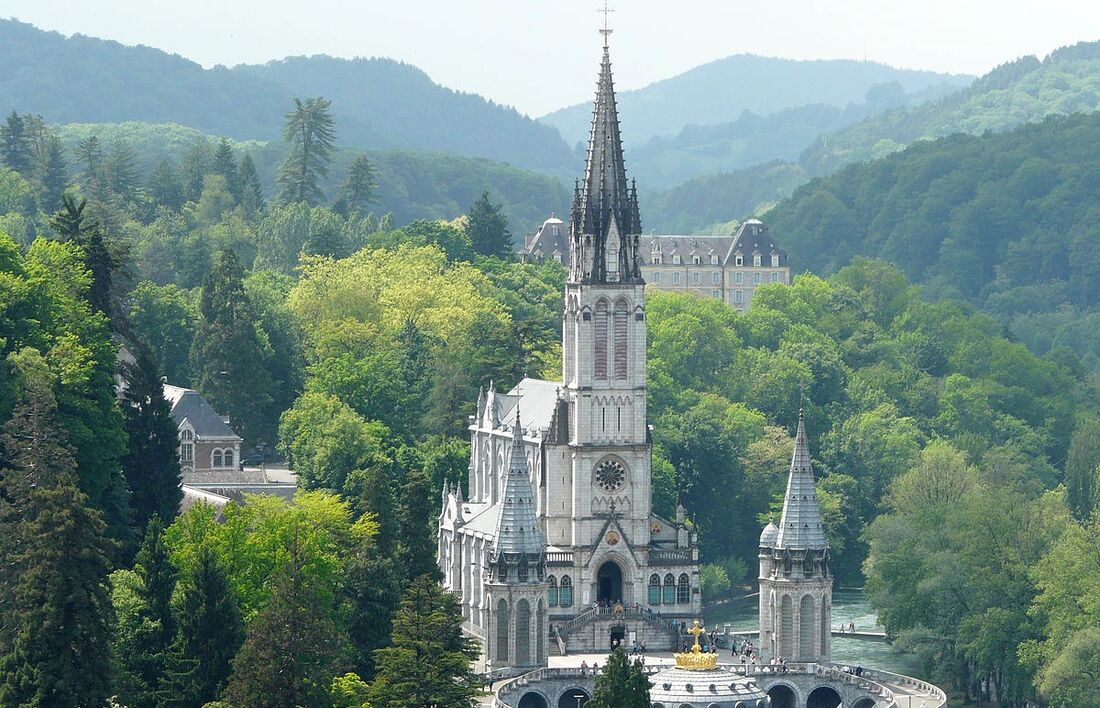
[551,606,681,654]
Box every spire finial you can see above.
[599,0,614,46]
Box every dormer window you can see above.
[710,255,719,265]
[754,254,762,267]
[735,254,743,267]
[180,429,194,463]
[692,255,701,265]
[673,255,681,265]
[771,254,780,267]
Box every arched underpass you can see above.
[557,687,589,708]
[766,684,798,708]
[519,691,549,708]
[806,685,842,708]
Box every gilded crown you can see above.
[674,619,718,671]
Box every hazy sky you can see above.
[5,0,1100,116]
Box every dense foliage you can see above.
[0,19,574,174]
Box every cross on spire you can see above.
[688,620,706,653]
[599,0,614,45]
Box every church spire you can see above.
[492,408,546,557]
[569,36,642,284]
[774,407,827,549]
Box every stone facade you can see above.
[523,219,791,312]
[438,38,700,669]
[163,384,247,485]
[758,410,832,663]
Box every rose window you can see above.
[594,459,626,492]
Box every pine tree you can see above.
[366,575,480,708]
[179,137,212,203]
[0,372,115,707]
[466,191,513,258]
[238,153,265,216]
[121,346,183,532]
[397,468,442,582]
[190,248,277,446]
[588,647,651,708]
[105,137,141,196]
[158,546,243,706]
[0,111,33,175]
[334,154,377,216]
[345,544,402,679]
[277,97,336,206]
[148,158,183,210]
[49,194,115,318]
[74,134,105,196]
[224,542,346,707]
[36,135,68,213]
[211,138,240,201]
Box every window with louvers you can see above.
[496,599,510,662]
[613,299,628,379]
[594,300,609,380]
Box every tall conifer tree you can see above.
[238,153,265,216]
[36,135,68,213]
[0,111,32,175]
[334,154,377,215]
[397,468,442,582]
[466,191,513,258]
[588,647,651,708]
[211,138,240,201]
[148,158,183,210]
[50,195,115,318]
[277,97,336,205]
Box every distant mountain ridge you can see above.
[540,54,973,147]
[0,19,576,174]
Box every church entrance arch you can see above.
[519,692,549,708]
[596,560,623,604]
[765,684,797,708]
[806,686,842,708]
[558,687,590,708]
[609,624,626,650]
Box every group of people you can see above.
[628,641,648,656]
[841,664,866,677]
[837,621,857,632]
[733,639,762,668]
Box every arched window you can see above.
[593,300,609,380]
[677,574,690,604]
[518,557,529,583]
[613,299,628,380]
[548,575,558,607]
[800,595,814,658]
[496,599,509,662]
[224,448,234,468]
[648,574,661,605]
[559,575,573,607]
[212,449,223,468]
[662,574,676,605]
[516,599,531,665]
[780,595,793,657]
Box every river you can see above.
[702,589,923,676]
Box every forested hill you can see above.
[540,54,972,147]
[800,39,1100,175]
[0,19,576,174]
[765,109,1100,369]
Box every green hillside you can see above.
[0,19,575,174]
[766,110,1100,369]
[801,40,1100,175]
[541,54,971,146]
[54,122,567,230]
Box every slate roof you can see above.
[163,384,241,440]
[493,409,546,556]
[773,409,827,549]
[725,219,788,267]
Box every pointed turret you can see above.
[492,408,546,558]
[774,409,827,549]
[569,40,641,284]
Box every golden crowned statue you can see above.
[674,620,718,671]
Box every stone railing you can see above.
[555,606,680,641]
[545,551,574,565]
[851,666,947,707]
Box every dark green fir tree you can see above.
[277,97,336,205]
[211,138,240,201]
[466,191,512,259]
[148,158,184,210]
[588,647,651,708]
[50,194,115,318]
[397,468,442,582]
[105,137,141,196]
[121,347,184,532]
[238,152,265,216]
[74,134,105,197]
[0,111,33,175]
[334,154,377,216]
[36,135,68,213]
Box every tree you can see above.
[129,281,198,385]
[278,97,336,205]
[224,543,346,707]
[36,135,68,213]
[49,194,115,317]
[397,468,442,582]
[0,368,115,707]
[1038,626,1100,707]
[190,248,277,446]
[121,347,184,532]
[0,111,33,175]
[588,647,651,708]
[238,152,265,215]
[466,191,512,258]
[1064,413,1100,520]
[148,158,184,210]
[159,545,243,707]
[193,173,236,226]
[211,138,239,200]
[366,575,480,708]
[344,535,402,678]
[105,136,141,196]
[334,154,377,215]
[179,137,212,203]
[74,134,104,193]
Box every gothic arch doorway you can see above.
[807,686,842,708]
[766,684,797,708]
[558,687,590,708]
[596,560,623,604]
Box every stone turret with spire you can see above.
[758,405,832,663]
[484,408,549,669]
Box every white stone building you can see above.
[758,408,832,663]
[438,38,700,669]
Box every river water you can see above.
[702,589,923,677]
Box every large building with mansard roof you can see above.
[437,36,700,670]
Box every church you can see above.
[437,36,701,670]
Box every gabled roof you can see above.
[163,384,241,441]
[773,409,827,550]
